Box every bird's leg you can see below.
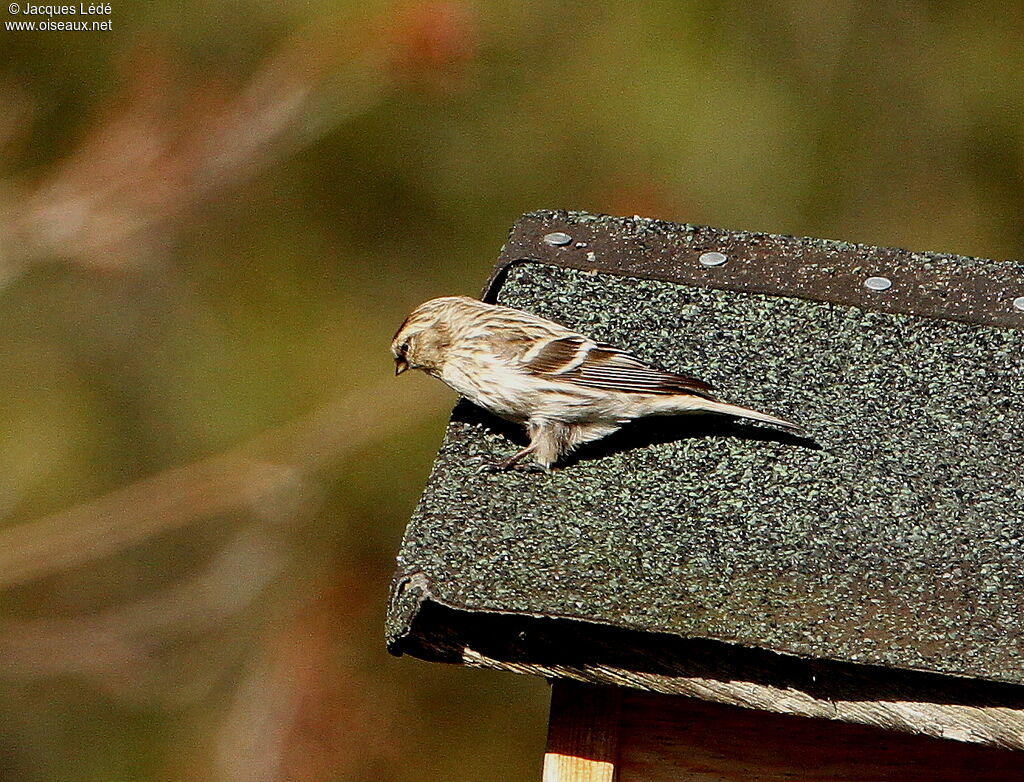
[477,444,542,473]
[480,421,551,473]
[495,445,539,470]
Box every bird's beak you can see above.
[394,357,409,376]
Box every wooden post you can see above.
[543,680,623,782]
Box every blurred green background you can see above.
[1,1,1024,780]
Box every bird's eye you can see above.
[398,341,410,357]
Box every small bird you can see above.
[391,296,805,470]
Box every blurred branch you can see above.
[0,2,482,282]
[0,526,287,705]
[0,377,448,590]
[0,18,391,280]
[0,376,448,706]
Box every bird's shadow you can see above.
[450,400,821,469]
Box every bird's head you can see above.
[391,296,472,376]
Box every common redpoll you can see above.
[391,296,805,470]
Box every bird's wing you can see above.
[519,334,716,398]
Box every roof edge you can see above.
[388,587,1024,751]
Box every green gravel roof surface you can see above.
[389,216,1024,686]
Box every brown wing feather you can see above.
[523,336,717,399]
[524,336,588,373]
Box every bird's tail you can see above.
[696,399,806,436]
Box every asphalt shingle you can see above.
[388,213,1024,687]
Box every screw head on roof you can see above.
[864,276,892,292]
[1014,296,1024,312]
[699,251,728,267]
[543,232,572,247]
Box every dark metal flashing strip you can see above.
[484,211,1024,329]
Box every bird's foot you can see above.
[513,462,549,474]
[477,458,549,474]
